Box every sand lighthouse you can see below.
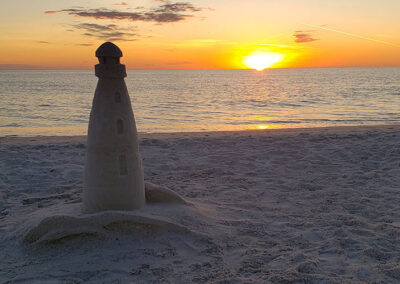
[83,42,145,213]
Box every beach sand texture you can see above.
[1,125,400,283]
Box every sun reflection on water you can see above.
[248,125,283,130]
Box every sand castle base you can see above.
[23,182,190,244]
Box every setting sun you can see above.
[244,52,285,71]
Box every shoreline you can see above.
[1,123,400,145]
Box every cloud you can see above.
[294,31,318,43]
[302,23,400,48]
[74,23,138,41]
[76,43,94,46]
[45,2,202,24]
[45,1,208,41]
[113,2,128,6]
[44,10,62,14]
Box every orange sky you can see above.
[1,0,400,69]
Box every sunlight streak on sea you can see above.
[0,68,399,136]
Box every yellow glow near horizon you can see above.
[256,125,269,129]
[244,52,285,70]
[248,124,282,130]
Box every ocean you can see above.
[0,68,399,136]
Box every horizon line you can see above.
[1,66,400,71]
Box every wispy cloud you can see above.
[113,2,128,6]
[45,2,202,24]
[294,31,318,43]
[76,43,94,46]
[44,10,62,14]
[74,23,137,41]
[302,23,400,48]
[45,1,207,42]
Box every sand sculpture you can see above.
[21,42,187,244]
[83,42,145,213]
[83,42,185,213]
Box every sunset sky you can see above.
[1,0,400,69]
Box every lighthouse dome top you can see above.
[96,42,123,58]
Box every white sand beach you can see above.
[1,124,400,283]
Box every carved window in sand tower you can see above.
[115,91,121,103]
[117,119,124,134]
[119,155,128,175]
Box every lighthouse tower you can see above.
[83,42,145,213]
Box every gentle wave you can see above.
[0,68,400,136]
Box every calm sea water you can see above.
[0,68,399,136]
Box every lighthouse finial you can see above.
[94,42,127,78]
[95,42,123,58]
